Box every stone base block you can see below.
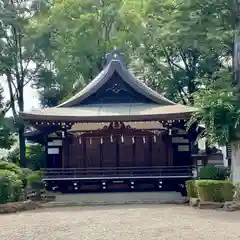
[198,201,224,209]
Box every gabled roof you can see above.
[20,50,196,122]
[58,51,175,107]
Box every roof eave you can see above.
[20,111,194,123]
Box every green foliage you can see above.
[25,144,45,170]
[27,171,43,189]
[199,164,219,180]
[199,164,229,180]
[196,180,234,202]
[185,180,198,198]
[0,160,31,189]
[0,161,25,181]
[0,175,12,204]
[7,144,45,171]
[134,0,233,104]
[0,169,23,203]
[29,0,144,106]
[191,87,240,144]
[0,116,15,150]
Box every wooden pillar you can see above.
[100,140,103,168]
[166,135,173,166]
[148,136,152,166]
[132,137,136,167]
[44,136,48,169]
[116,136,120,168]
[83,138,87,169]
[62,129,69,168]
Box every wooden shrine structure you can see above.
[21,50,198,193]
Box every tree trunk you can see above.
[19,124,26,167]
[231,141,240,183]
[231,1,240,183]
[18,85,26,167]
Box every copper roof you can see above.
[58,60,175,107]
[21,103,196,122]
[20,50,196,122]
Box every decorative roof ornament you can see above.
[104,49,125,66]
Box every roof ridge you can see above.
[56,51,177,107]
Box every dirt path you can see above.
[0,205,240,240]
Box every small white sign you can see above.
[48,140,63,146]
[177,145,189,152]
[48,148,59,154]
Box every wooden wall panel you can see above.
[85,138,101,167]
[135,136,149,166]
[119,136,133,167]
[102,137,117,167]
[152,135,167,166]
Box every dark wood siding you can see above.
[65,129,174,169]
[119,136,133,167]
[85,138,101,167]
[102,137,117,167]
[152,135,167,166]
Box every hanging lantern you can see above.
[121,135,124,143]
[79,137,82,144]
[62,131,65,138]
[143,136,146,144]
[101,137,103,144]
[110,135,113,143]
[153,135,157,143]
[89,137,92,145]
[132,136,135,144]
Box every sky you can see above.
[2,81,40,117]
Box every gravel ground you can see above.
[1,205,240,240]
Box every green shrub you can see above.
[185,180,198,198]
[7,144,45,171]
[0,161,24,181]
[221,181,235,201]
[0,175,12,204]
[27,171,43,189]
[21,168,33,177]
[196,180,234,202]
[199,164,229,180]
[0,169,24,203]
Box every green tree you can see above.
[0,85,15,149]
[7,143,45,170]
[133,0,233,104]
[0,0,48,165]
[29,0,143,106]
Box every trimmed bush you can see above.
[0,161,25,181]
[0,175,12,204]
[185,180,198,198]
[27,171,42,187]
[196,180,234,202]
[0,169,23,203]
[12,179,23,202]
[199,164,229,180]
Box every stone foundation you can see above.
[0,200,39,214]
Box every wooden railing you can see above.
[42,166,195,180]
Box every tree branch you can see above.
[178,48,191,74]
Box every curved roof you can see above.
[21,50,195,122]
[21,103,195,122]
[58,58,175,107]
